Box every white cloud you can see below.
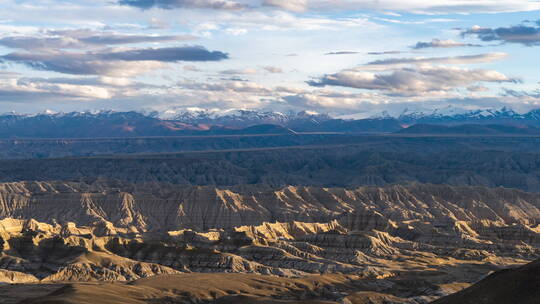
[361,53,508,70]
[183,65,201,72]
[274,0,540,14]
[115,0,540,14]
[309,65,515,96]
[263,66,283,73]
[219,68,259,75]
[179,79,271,93]
[0,76,114,100]
[262,0,308,12]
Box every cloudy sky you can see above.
[1,0,540,117]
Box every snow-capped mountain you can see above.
[160,108,332,128]
[0,106,539,138]
[163,106,540,129]
[396,106,536,125]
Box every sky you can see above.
[1,0,540,117]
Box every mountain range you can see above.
[397,124,540,135]
[1,108,540,303]
[162,106,540,128]
[3,107,540,138]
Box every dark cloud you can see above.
[367,51,402,55]
[118,0,246,10]
[501,88,540,98]
[0,29,195,51]
[462,23,540,46]
[79,34,194,46]
[412,39,481,49]
[324,51,360,55]
[1,46,228,76]
[100,46,228,61]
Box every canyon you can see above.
[0,181,539,303]
[0,115,538,303]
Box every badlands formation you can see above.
[0,180,538,302]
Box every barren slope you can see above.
[0,181,537,302]
[433,258,540,304]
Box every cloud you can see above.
[282,90,540,117]
[307,65,516,96]
[272,0,540,14]
[117,0,540,14]
[183,65,201,71]
[118,0,246,10]
[263,66,283,73]
[0,76,115,101]
[0,29,196,51]
[179,79,272,93]
[467,85,489,92]
[283,90,381,111]
[262,0,308,12]
[501,88,540,98]
[325,51,360,55]
[412,39,481,49]
[99,46,229,61]
[1,46,229,76]
[462,23,540,46]
[362,53,507,70]
[367,51,402,55]
[2,53,164,77]
[114,0,540,14]
[148,18,171,29]
[0,74,535,118]
[219,68,259,75]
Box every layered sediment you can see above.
[0,181,538,303]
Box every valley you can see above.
[0,181,538,302]
[1,111,540,303]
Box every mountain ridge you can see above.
[2,106,540,138]
[397,124,540,135]
[0,181,537,303]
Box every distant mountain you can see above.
[164,106,540,130]
[397,107,540,126]
[398,124,540,135]
[162,108,328,128]
[0,111,299,138]
[0,110,404,138]
[5,106,540,138]
[0,111,207,138]
[162,108,403,133]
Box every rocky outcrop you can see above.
[0,180,538,304]
[1,181,540,234]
